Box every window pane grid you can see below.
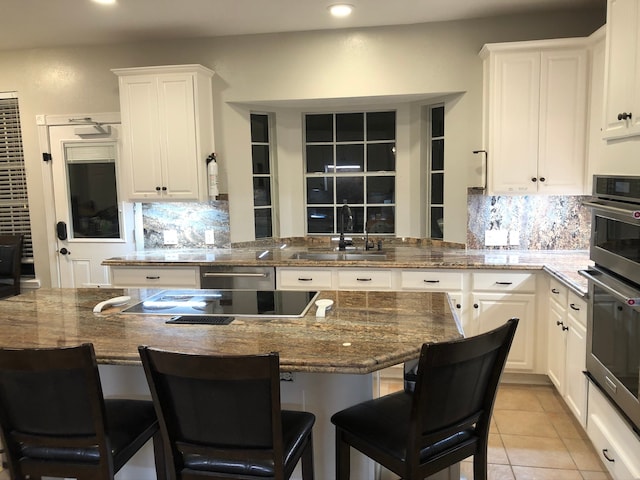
[251,113,274,239]
[0,94,32,259]
[428,105,444,239]
[305,111,395,235]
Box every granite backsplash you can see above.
[139,191,591,251]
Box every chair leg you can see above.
[473,449,488,480]
[152,431,167,480]
[300,434,314,480]
[335,429,350,480]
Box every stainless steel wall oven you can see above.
[582,175,640,434]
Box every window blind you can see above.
[0,93,32,260]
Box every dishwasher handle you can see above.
[202,272,269,278]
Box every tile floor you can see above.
[0,384,613,480]
[380,380,612,480]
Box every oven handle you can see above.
[580,269,640,307]
[582,200,640,217]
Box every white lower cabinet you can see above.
[336,269,393,290]
[110,266,200,288]
[471,272,537,372]
[546,277,588,426]
[277,268,334,290]
[587,380,640,479]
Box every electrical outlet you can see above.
[484,230,508,246]
[163,230,178,245]
[205,230,215,245]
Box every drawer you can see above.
[110,266,199,288]
[337,269,392,290]
[472,271,536,292]
[567,290,587,328]
[400,270,463,291]
[549,277,568,306]
[277,268,333,290]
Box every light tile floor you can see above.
[0,384,613,480]
[380,380,612,480]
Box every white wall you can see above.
[0,8,604,287]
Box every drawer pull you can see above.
[495,281,513,285]
[602,449,615,463]
[569,303,580,311]
[423,279,440,283]
[145,276,161,280]
[356,278,372,282]
[203,272,268,278]
[551,288,560,294]
[297,277,313,282]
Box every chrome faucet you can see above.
[338,202,353,251]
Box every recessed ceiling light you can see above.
[328,4,354,18]
[92,0,116,5]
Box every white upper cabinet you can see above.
[112,65,215,201]
[481,40,588,195]
[602,0,640,140]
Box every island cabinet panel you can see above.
[110,266,200,288]
[399,270,465,291]
[547,277,569,393]
[602,0,640,140]
[471,271,537,372]
[481,39,588,195]
[113,64,214,201]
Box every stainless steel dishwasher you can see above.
[199,266,276,289]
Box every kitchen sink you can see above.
[289,252,387,261]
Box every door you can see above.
[49,124,135,287]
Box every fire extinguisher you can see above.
[206,153,219,199]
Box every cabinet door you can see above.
[156,73,201,199]
[277,268,334,290]
[472,292,536,371]
[118,75,164,199]
[547,300,567,393]
[602,0,640,139]
[565,312,587,425]
[538,49,587,194]
[488,51,540,193]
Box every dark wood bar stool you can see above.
[0,343,165,480]
[139,347,315,480]
[331,318,519,480]
[0,235,23,300]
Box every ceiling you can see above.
[2,0,604,52]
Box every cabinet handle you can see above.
[455,303,462,309]
[556,320,564,326]
[145,276,160,280]
[155,186,161,191]
[617,112,632,121]
[495,281,513,285]
[551,288,560,294]
[531,177,537,182]
[569,303,580,311]
[297,277,313,282]
[539,177,546,182]
[562,325,569,331]
[356,278,372,282]
[473,303,479,309]
[423,279,440,283]
[161,186,167,191]
[602,449,615,463]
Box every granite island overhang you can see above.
[0,288,463,373]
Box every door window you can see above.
[63,143,121,239]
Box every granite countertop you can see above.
[0,288,462,374]
[103,243,592,295]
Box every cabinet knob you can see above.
[539,177,546,182]
[455,303,462,309]
[562,325,569,331]
[617,112,632,121]
[473,303,479,309]
[531,177,537,182]
[161,186,167,191]
[155,186,161,191]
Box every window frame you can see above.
[250,112,277,239]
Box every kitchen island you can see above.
[0,287,462,480]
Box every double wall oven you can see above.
[582,175,640,434]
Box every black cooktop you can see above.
[122,289,319,318]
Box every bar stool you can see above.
[0,343,166,480]
[331,318,519,480]
[139,347,315,480]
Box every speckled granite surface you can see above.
[0,288,461,373]
[103,244,592,294]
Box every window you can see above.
[304,111,396,235]
[251,113,275,238]
[429,105,444,239]
[0,93,32,261]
